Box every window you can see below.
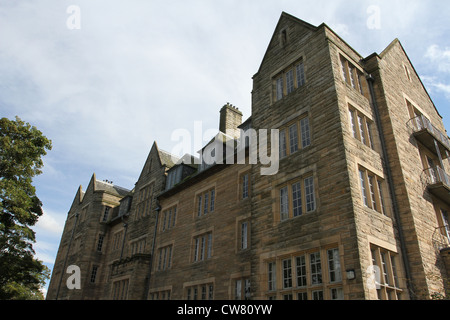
[272,59,306,102]
[102,206,110,222]
[193,232,213,262]
[186,283,214,300]
[150,290,171,300]
[370,246,403,300]
[90,265,98,283]
[112,279,129,300]
[161,205,177,231]
[197,189,215,217]
[340,55,368,97]
[279,115,311,159]
[130,238,146,255]
[157,245,173,271]
[286,69,294,94]
[441,209,450,242]
[283,259,293,289]
[358,167,387,215]
[266,247,342,300]
[234,278,251,300]
[296,256,307,287]
[240,221,249,250]
[310,252,322,285]
[97,234,104,252]
[278,174,316,222]
[166,166,182,190]
[276,77,283,101]
[268,262,276,291]
[327,248,342,283]
[289,124,299,154]
[112,230,123,251]
[136,183,153,220]
[348,106,374,149]
[279,130,287,159]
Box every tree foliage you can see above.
[0,116,52,299]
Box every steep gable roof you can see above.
[254,12,318,76]
[377,38,442,118]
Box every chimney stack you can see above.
[219,103,243,139]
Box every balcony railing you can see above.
[422,167,450,205]
[409,115,450,157]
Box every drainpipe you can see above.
[55,212,79,300]
[145,203,161,299]
[366,74,416,299]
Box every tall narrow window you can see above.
[279,130,287,159]
[204,193,209,215]
[210,189,215,212]
[241,222,248,250]
[268,262,276,291]
[276,77,283,101]
[349,109,357,138]
[357,115,367,145]
[197,195,202,217]
[296,62,306,87]
[368,175,378,211]
[300,117,311,148]
[286,69,294,94]
[280,187,289,221]
[359,170,369,207]
[289,124,299,154]
[292,182,302,217]
[310,252,322,285]
[296,256,307,287]
[282,259,293,289]
[327,248,342,283]
[304,176,316,212]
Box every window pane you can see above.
[292,182,302,217]
[241,222,248,250]
[304,177,315,212]
[197,195,202,217]
[282,259,292,289]
[276,77,283,101]
[204,193,209,215]
[296,256,307,287]
[327,248,342,283]
[210,190,215,212]
[310,252,322,285]
[359,170,369,207]
[358,115,367,145]
[368,175,377,211]
[268,262,276,291]
[349,109,357,138]
[289,123,299,154]
[300,117,311,148]
[280,187,289,220]
[286,69,294,94]
[279,130,287,158]
[296,62,306,87]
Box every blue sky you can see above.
[1,0,450,296]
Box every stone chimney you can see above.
[219,103,243,139]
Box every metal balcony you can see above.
[409,115,450,158]
[423,167,450,205]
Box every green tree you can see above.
[0,116,52,300]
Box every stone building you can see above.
[47,12,450,300]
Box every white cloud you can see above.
[35,208,65,236]
[425,45,450,73]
